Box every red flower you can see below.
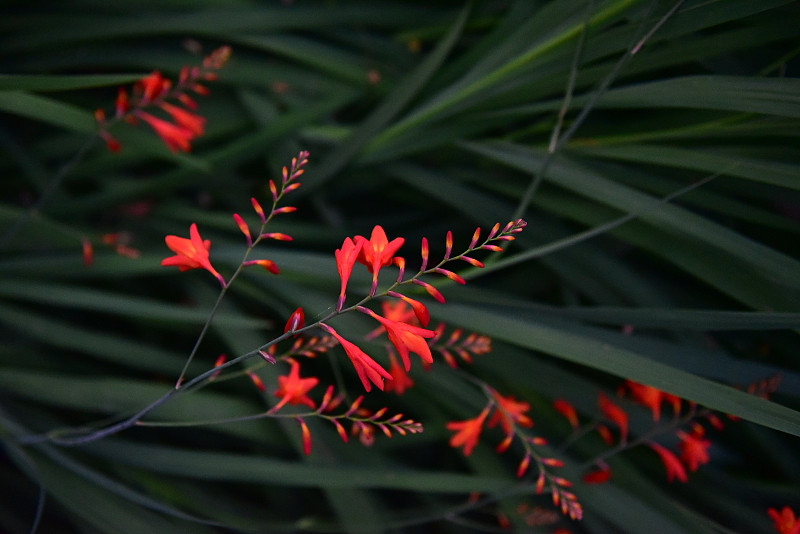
[359,307,434,371]
[366,300,418,340]
[138,71,169,103]
[160,101,205,135]
[768,506,800,534]
[446,405,491,456]
[553,399,579,429]
[598,392,628,442]
[161,223,225,286]
[649,442,688,483]
[387,291,430,327]
[384,352,414,395]
[355,226,404,295]
[136,111,195,153]
[625,380,664,421]
[334,237,363,311]
[271,360,318,412]
[677,430,711,472]
[320,323,392,392]
[488,390,533,436]
[582,468,612,484]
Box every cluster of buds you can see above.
[160,150,307,287]
[554,376,781,487]
[446,386,582,520]
[95,45,231,153]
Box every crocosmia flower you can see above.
[272,360,318,412]
[136,111,195,153]
[768,506,800,534]
[320,323,392,392]
[677,430,711,472]
[649,442,688,483]
[335,237,363,311]
[161,223,225,286]
[355,225,404,295]
[446,406,490,456]
[359,307,434,371]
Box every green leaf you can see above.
[0,91,95,133]
[444,302,800,437]
[0,73,144,91]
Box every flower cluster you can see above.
[446,386,581,520]
[322,220,524,393]
[157,150,525,462]
[95,45,231,152]
[553,376,781,487]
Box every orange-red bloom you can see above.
[355,226,404,295]
[649,442,688,483]
[553,399,579,429]
[359,307,434,371]
[446,405,491,456]
[161,223,225,286]
[384,352,414,395]
[320,323,392,392]
[387,291,430,327]
[677,430,711,472]
[366,300,418,340]
[488,390,533,436]
[335,237,363,311]
[625,380,664,421]
[136,111,195,153]
[139,71,169,103]
[768,506,800,534]
[598,392,628,442]
[271,360,318,412]
[160,101,205,135]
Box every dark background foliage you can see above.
[1,1,799,532]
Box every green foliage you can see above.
[1,0,798,533]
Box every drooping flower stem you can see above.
[173,153,306,387]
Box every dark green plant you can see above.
[1,1,799,533]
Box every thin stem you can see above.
[174,284,230,388]
[513,0,685,221]
[0,135,99,249]
[547,0,593,154]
